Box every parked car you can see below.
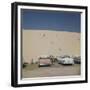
[57,56,62,64]
[73,56,81,64]
[57,56,74,65]
[38,56,52,67]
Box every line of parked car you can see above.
[38,55,81,67]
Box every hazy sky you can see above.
[21,9,81,32]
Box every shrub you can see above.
[23,62,28,68]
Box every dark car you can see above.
[73,56,81,64]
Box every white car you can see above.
[57,57,74,65]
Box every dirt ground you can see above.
[22,63,81,78]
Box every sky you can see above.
[21,9,81,32]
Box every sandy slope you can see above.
[22,30,80,63]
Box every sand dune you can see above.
[22,30,80,63]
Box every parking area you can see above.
[22,63,81,78]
